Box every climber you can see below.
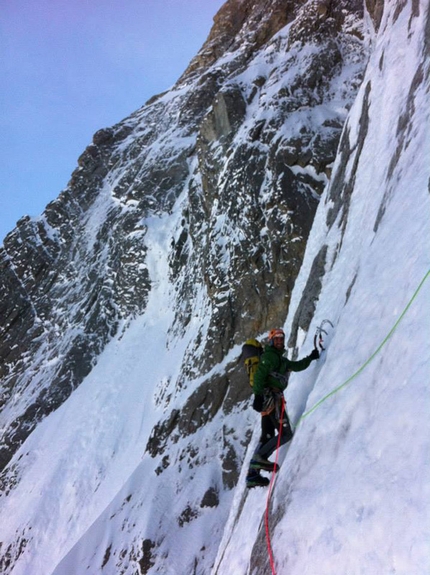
[246,328,319,488]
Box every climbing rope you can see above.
[265,396,285,575]
[263,269,429,574]
[299,268,430,423]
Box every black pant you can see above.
[256,409,293,459]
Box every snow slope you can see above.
[0,1,429,574]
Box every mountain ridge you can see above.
[1,0,429,573]
[0,0,366,474]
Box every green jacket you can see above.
[253,345,314,396]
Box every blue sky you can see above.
[0,0,225,241]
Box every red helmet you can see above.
[268,328,285,343]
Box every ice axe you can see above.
[313,319,334,352]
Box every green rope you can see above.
[298,269,430,424]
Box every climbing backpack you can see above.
[241,338,263,387]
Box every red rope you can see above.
[264,396,285,575]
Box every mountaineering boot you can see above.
[246,470,270,488]
[249,453,279,473]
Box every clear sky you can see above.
[0,0,225,241]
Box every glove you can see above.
[309,348,320,361]
[252,394,264,412]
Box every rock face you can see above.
[0,0,369,572]
[0,0,366,475]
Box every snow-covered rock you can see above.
[1,0,429,574]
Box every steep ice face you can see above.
[213,2,430,574]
